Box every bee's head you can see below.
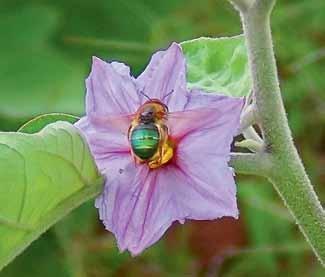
[138,100,168,123]
[140,106,155,123]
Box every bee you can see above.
[128,97,174,169]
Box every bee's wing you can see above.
[88,113,135,136]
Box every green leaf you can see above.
[0,121,103,270]
[181,35,251,97]
[18,113,79,134]
[18,114,94,276]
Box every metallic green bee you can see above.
[128,99,173,169]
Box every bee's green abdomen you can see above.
[130,124,160,160]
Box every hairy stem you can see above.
[230,0,325,264]
[229,152,271,177]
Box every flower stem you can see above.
[229,0,325,265]
[229,152,271,177]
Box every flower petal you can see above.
[186,89,244,110]
[75,116,130,172]
[94,162,182,255]
[168,95,244,144]
[170,96,244,220]
[86,57,141,116]
[136,43,188,111]
[96,158,239,256]
[95,161,152,254]
[111,61,133,77]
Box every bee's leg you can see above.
[157,143,162,165]
[157,124,168,164]
[149,124,170,169]
[161,125,174,165]
[128,123,143,165]
[148,126,163,168]
[131,151,138,164]
[160,125,169,161]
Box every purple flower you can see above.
[76,43,244,255]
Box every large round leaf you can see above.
[0,122,103,270]
[18,113,79,134]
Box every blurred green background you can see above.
[0,0,324,276]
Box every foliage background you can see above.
[0,0,324,276]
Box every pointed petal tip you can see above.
[169,41,182,51]
[88,56,106,77]
[166,42,184,59]
[111,61,132,77]
[129,248,142,257]
[116,240,128,254]
[115,236,144,257]
[227,205,239,220]
[178,218,186,224]
[91,56,104,66]
[90,56,133,79]
[231,210,239,220]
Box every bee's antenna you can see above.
[162,89,174,102]
[138,90,151,101]
[163,103,169,112]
